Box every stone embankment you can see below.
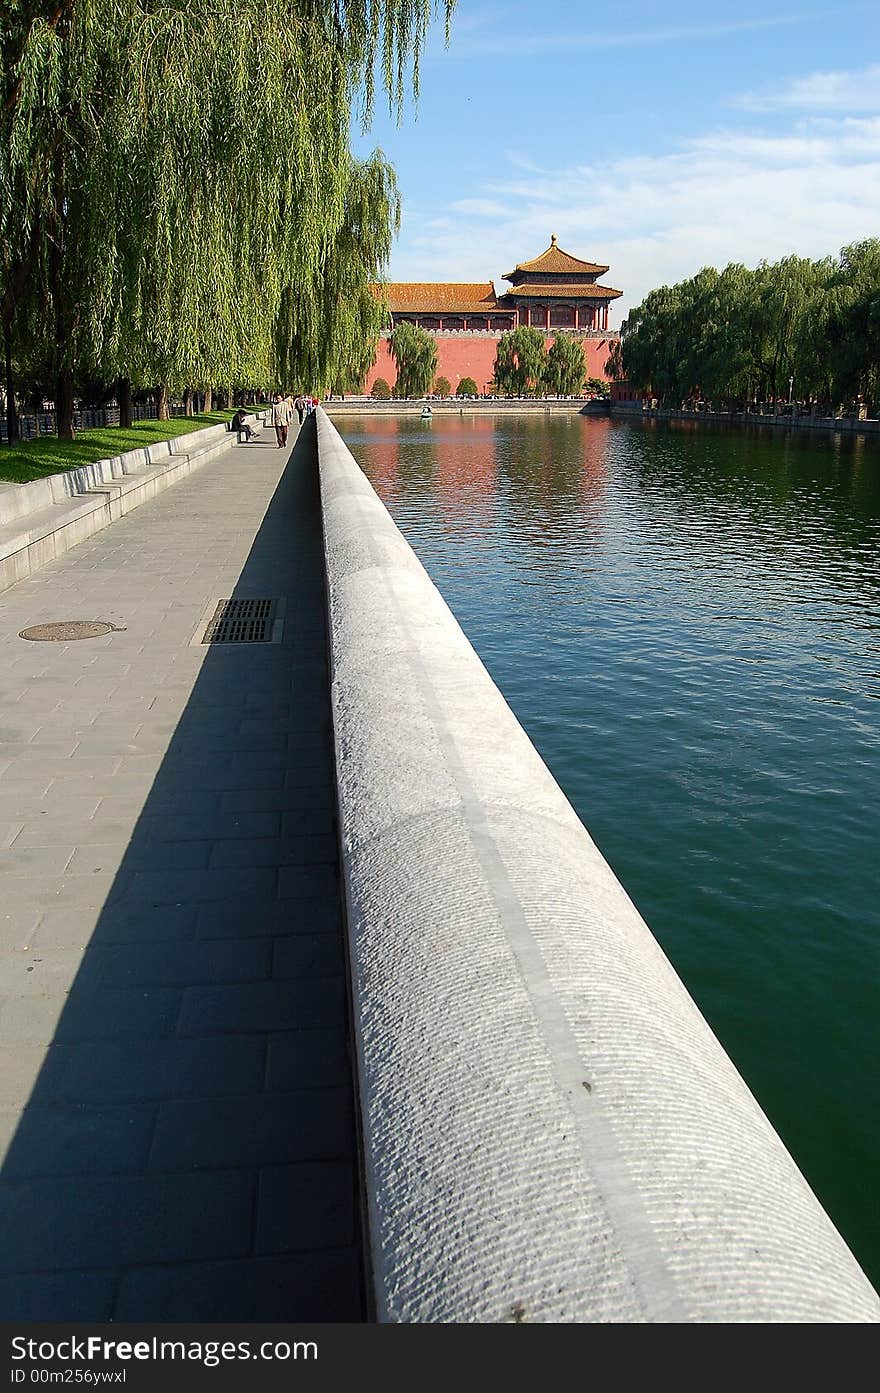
[325,399,603,416]
[611,402,880,435]
[0,417,259,595]
[316,407,880,1323]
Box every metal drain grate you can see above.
[202,598,276,644]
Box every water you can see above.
[343,411,880,1288]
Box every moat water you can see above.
[344,411,880,1287]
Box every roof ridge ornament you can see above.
[550,233,557,246]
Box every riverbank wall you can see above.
[325,399,602,417]
[0,416,260,595]
[611,401,880,436]
[314,407,880,1323]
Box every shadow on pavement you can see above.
[0,417,365,1320]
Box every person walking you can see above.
[271,392,291,448]
[294,394,306,426]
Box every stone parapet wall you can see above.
[315,406,880,1323]
[0,418,258,594]
[611,403,880,434]
[325,400,604,415]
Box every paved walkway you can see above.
[0,419,364,1320]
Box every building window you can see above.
[445,318,464,331]
[550,306,574,327]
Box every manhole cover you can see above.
[19,621,118,642]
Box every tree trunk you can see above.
[117,376,132,429]
[156,382,170,420]
[56,367,75,441]
[203,386,213,412]
[183,387,194,417]
[3,326,19,444]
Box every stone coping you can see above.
[0,420,246,527]
[325,400,604,415]
[315,406,880,1323]
[612,403,880,434]
[0,415,263,594]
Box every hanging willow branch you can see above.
[1,0,455,433]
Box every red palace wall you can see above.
[363,335,614,396]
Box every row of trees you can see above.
[385,322,607,398]
[617,241,880,411]
[1,0,452,441]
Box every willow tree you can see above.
[494,326,547,396]
[620,243,880,412]
[544,334,587,396]
[810,241,880,408]
[274,151,401,394]
[389,321,437,397]
[2,0,454,438]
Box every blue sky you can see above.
[351,0,880,323]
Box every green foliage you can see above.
[585,376,610,397]
[620,242,880,410]
[1,0,453,437]
[433,375,451,397]
[456,376,478,396]
[493,327,547,396]
[371,377,392,399]
[389,321,437,397]
[0,412,238,484]
[544,335,587,395]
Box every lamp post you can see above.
[788,375,794,405]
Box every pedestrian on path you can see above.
[294,394,306,426]
[272,392,292,448]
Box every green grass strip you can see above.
[0,409,269,484]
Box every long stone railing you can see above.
[0,416,259,594]
[315,407,880,1323]
[611,401,880,434]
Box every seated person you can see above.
[231,408,254,441]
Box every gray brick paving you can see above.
[0,420,364,1320]
[114,1251,362,1321]
[0,1272,118,1321]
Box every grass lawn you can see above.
[0,408,269,484]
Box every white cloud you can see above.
[740,63,880,111]
[386,116,880,321]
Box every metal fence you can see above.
[0,400,194,442]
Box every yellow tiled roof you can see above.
[505,282,622,300]
[372,283,501,314]
[504,237,609,279]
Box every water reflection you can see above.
[346,412,880,1288]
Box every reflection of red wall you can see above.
[363,336,613,395]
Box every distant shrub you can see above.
[585,376,610,397]
[456,377,478,396]
[434,376,451,397]
[370,378,391,400]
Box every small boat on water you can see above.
[421,405,433,418]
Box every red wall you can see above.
[363,335,613,395]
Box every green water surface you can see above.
[345,412,880,1288]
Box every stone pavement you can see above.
[0,418,364,1320]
